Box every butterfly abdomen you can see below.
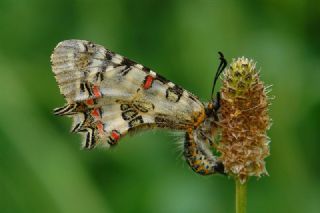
[184,130,224,175]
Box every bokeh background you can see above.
[0,0,319,212]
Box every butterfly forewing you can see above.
[51,40,205,149]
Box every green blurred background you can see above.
[0,0,319,212]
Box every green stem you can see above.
[235,179,247,213]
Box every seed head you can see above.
[217,57,271,183]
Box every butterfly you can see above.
[51,40,226,175]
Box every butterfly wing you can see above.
[51,40,205,149]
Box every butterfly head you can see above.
[206,92,221,121]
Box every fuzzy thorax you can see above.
[218,57,271,183]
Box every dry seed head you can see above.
[217,57,271,183]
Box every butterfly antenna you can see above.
[211,52,227,100]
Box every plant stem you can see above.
[235,179,247,213]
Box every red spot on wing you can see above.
[85,85,101,106]
[93,85,102,98]
[91,108,101,118]
[143,75,154,89]
[86,99,94,105]
[111,130,120,141]
[96,122,105,135]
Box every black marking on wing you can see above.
[154,114,191,130]
[121,57,135,68]
[187,94,200,103]
[95,72,104,82]
[71,112,88,133]
[120,104,132,111]
[54,104,77,116]
[85,82,93,96]
[122,109,138,121]
[107,130,121,146]
[120,67,132,76]
[166,85,183,102]
[97,107,103,117]
[118,57,136,76]
[84,127,95,149]
[105,50,113,60]
[87,41,95,49]
[80,83,85,93]
[155,116,176,128]
[142,66,150,73]
[155,74,169,84]
[72,123,81,133]
[100,72,104,81]
[83,42,89,52]
[107,138,115,146]
[128,115,144,128]
[133,102,154,113]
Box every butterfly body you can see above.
[51,40,224,175]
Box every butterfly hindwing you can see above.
[51,40,205,149]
